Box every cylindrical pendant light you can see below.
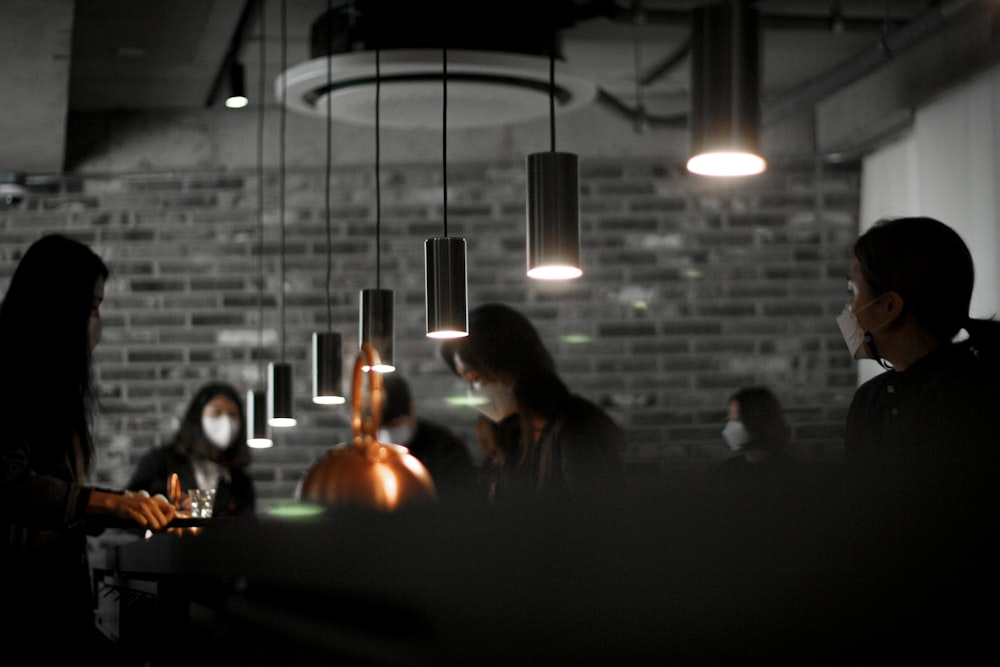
[359,44,398,367]
[247,0,272,448]
[425,45,468,339]
[425,237,468,339]
[359,288,395,371]
[312,331,345,404]
[526,26,582,281]
[246,389,273,448]
[313,0,345,405]
[225,62,249,109]
[526,152,582,280]
[686,1,766,177]
[269,0,295,427]
[268,360,297,427]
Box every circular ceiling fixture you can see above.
[277,49,598,129]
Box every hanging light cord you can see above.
[279,0,287,361]
[549,32,556,153]
[376,45,382,289]
[442,46,448,238]
[255,0,267,385]
[324,0,333,331]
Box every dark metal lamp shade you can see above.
[359,288,395,371]
[225,62,249,109]
[526,151,582,280]
[312,331,345,404]
[268,361,297,427]
[246,388,273,448]
[686,2,766,177]
[424,237,468,339]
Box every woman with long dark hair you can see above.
[129,382,255,517]
[0,234,176,652]
[440,303,625,502]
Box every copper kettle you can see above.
[298,344,437,511]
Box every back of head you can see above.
[380,373,413,424]
[730,386,789,451]
[439,303,555,380]
[0,235,108,424]
[854,217,973,343]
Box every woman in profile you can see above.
[439,302,625,503]
[0,234,176,654]
[709,386,799,504]
[129,382,255,517]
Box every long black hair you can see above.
[0,234,108,468]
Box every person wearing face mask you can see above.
[708,386,799,508]
[439,303,625,503]
[0,235,177,658]
[377,373,477,502]
[834,216,1000,661]
[128,382,255,518]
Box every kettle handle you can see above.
[351,343,384,443]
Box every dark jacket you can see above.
[128,446,255,517]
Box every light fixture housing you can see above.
[359,288,395,371]
[225,62,249,109]
[268,361,297,427]
[312,332,346,404]
[246,388,273,448]
[526,151,582,280]
[425,237,468,339]
[686,2,766,177]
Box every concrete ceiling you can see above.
[1,0,997,175]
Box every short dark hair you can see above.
[854,216,974,343]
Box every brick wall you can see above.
[0,157,859,511]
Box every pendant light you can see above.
[269,0,296,427]
[526,18,582,281]
[225,62,249,109]
[425,45,468,339]
[686,0,766,177]
[359,42,396,372]
[247,0,272,448]
[313,0,346,405]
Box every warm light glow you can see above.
[374,463,400,509]
[269,417,297,427]
[687,152,766,177]
[447,393,488,408]
[248,437,274,448]
[312,396,346,405]
[361,363,396,373]
[527,265,583,280]
[426,330,469,339]
[225,95,249,109]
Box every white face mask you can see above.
[88,315,102,350]
[378,424,416,445]
[468,381,517,423]
[202,415,238,449]
[721,420,750,451]
[835,305,870,360]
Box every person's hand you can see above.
[90,489,178,533]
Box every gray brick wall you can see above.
[0,157,859,511]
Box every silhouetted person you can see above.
[0,235,176,658]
